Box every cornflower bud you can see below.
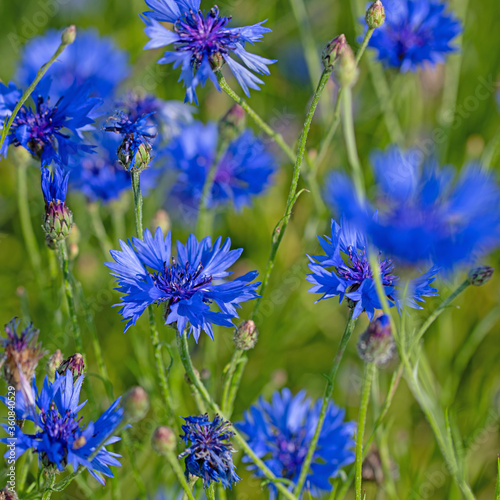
[219,104,246,143]
[46,349,64,381]
[467,266,494,286]
[121,386,150,423]
[61,25,76,45]
[365,0,385,29]
[336,43,359,88]
[322,34,347,70]
[233,320,258,351]
[357,315,395,366]
[57,353,85,378]
[152,426,177,455]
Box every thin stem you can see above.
[176,333,298,500]
[41,474,56,500]
[89,202,113,256]
[165,450,196,500]
[355,28,374,65]
[130,169,177,429]
[355,362,375,500]
[216,71,296,163]
[17,157,42,275]
[206,484,216,500]
[57,240,83,352]
[221,349,243,415]
[293,313,356,496]
[122,431,147,500]
[341,87,365,200]
[0,27,75,149]
[195,139,229,238]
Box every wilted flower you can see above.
[357,315,396,366]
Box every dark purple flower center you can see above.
[174,6,240,67]
[389,24,428,60]
[335,246,398,288]
[152,258,213,303]
[273,430,308,480]
[40,407,82,445]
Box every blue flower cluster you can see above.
[1,372,123,485]
[367,0,462,71]
[237,389,355,497]
[142,0,276,103]
[326,146,500,270]
[105,228,260,340]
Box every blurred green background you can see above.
[1,0,500,498]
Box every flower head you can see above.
[366,0,461,71]
[179,414,240,489]
[1,318,45,391]
[166,121,276,214]
[142,0,276,104]
[41,166,73,249]
[105,227,260,341]
[307,218,439,320]
[326,146,500,269]
[1,371,123,484]
[237,389,355,498]
[357,314,396,366]
[16,29,130,99]
[0,81,99,167]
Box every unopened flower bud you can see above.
[336,44,358,88]
[219,104,246,143]
[122,386,150,423]
[365,0,385,29]
[467,266,494,286]
[151,210,171,234]
[357,315,395,366]
[61,25,76,45]
[322,34,347,70]
[46,349,64,381]
[233,320,258,351]
[57,353,85,377]
[43,200,73,249]
[152,426,177,454]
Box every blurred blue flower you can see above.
[1,371,123,485]
[0,81,99,167]
[16,29,130,99]
[326,146,500,269]
[165,121,276,213]
[366,0,461,71]
[237,388,355,498]
[142,0,276,104]
[307,218,439,320]
[41,165,69,205]
[105,227,260,341]
[179,414,240,489]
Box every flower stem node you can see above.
[218,104,246,143]
[365,0,386,30]
[57,353,85,378]
[357,315,395,366]
[61,25,77,46]
[43,200,73,249]
[152,426,177,455]
[121,386,150,423]
[233,320,258,351]
[467,266,494,287]
[322,34,347,71]
[46,349,64,381]
[335,44,359,88]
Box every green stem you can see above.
[355,28,374,65]
[41,473,56,500]
[215,71,296,163]
[206,484,216,500]
[57,240,83,352]
[17,157,42,275]
[221,349,243,415]
[355,363,375,500]
[294,313,356,496]
[195,139,229,238]
[341,87,365,200]
[122,431,147,500]
[165,450,196,500]
[131,169,176,428]
[177,333,298,500]
[89,202,113,256]
[0,27,75,149]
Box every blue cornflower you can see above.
[366,0,461,71]
[326,146,500,269]
[237,389,355,498]
[178,414,240,489]
[16,29,130,99]
[307,218,439,320]
[105,227,260,340]
[1,371,123,485]
[165,121,276,213]
[0,81,99,167]
[142,0,276,104]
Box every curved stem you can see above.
[355,362,375,500]
[57,240,83,352]
[221,349,243,415]
[177,333,298,500]
[293,313,356,496]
